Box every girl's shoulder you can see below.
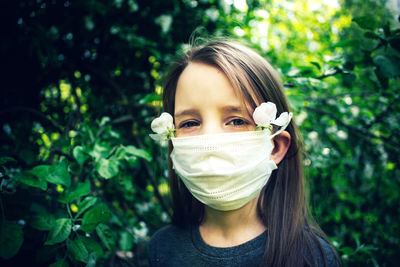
[149,224,191,246]
[309,234,340,267]
[148,225,339,267]
[149,224,204,266]
[148,224,192,263]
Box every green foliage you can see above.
[0,115,156,265]
[284,9,400,266]
[353,15,378,30]
[0,221,24,259]
[30,163,71,187]
[45,218,72,245]
[67,238,89,263]
[14,170,48,191]
[96,223,116,251]
[49,260,69,267]
[75,196,98,218]
[58,180,91,204]
[0,0,399,266]
[81,203,111,233]
[31,212,55,231]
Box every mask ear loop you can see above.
[269,112,293,139]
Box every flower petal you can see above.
[271,112,289,126]
[151,112,174,134]
[149,133,169,147]
[253,102,277,126]
[269,112,293,138]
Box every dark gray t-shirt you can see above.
[148,224,339,267]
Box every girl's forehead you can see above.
[174,62,254,114]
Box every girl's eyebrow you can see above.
[174,109,200,119]
[220,105,253,117]
[220,105,245,114]
[174,105,251,119]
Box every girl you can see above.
[148,40,340,267]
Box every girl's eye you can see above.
[180,121,199,128]
[227,118,247,126]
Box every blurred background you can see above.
[0,0,399,266]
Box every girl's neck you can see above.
[199,195,266,247]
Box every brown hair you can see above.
[163,40,338,267]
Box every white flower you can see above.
[253,102,277,126]
[253,102,292,129]
[151,112,174,134]
[149,112,175,147]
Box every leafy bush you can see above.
[0,117,158,266]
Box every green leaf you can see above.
[49,260,69,267]
[50,162,71,187]
[79,235,103,259]
[373,55,400,78]
[30,213,55,230]
[73,146,89,165]
[139,93,161,104]
[119,231,133,251]
[340,246,354,255]
[45,218,72,245]
[28,165,52,182]
[30,164,71,187]
[0,157,17,165]
[96,158,119,179]
[332,39,360,48]
[86,252,97,267]
[67,238,89,263]
[287,94,304,111]
[96,223,115,251]
[297,65,316,77]
[76,196,98,218]
[353,16,377,30]
[89,143,110,162]
[99,116,111,126]
[310,61,321,70]
[364,31,380,39]
[81,203,111,233]
[58,180,91,204]
[123,145,152,161]
[14,171,47,190]
[0,221,24,259]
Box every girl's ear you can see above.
[270,131,291,164]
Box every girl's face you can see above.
[174,62,256,137]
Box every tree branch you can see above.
[304,91,376,102]
[95,114,134,139]
[134,136,171,219]
[50,148,75,162]
[304,106,400,147]
[0,106,63,133]
[316,69,342,80]
[80,63,129,104]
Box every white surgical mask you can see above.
[170,127,288,211]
